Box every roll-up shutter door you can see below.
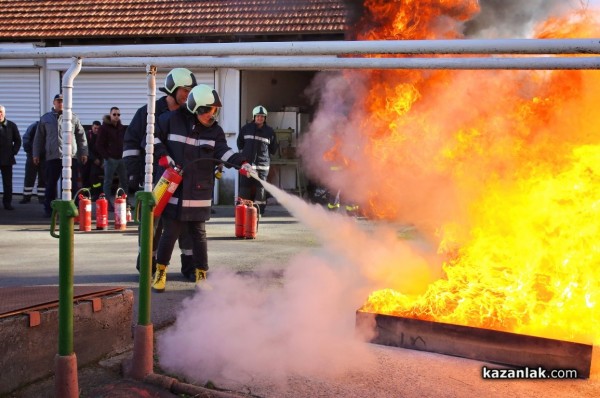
[0,68,42,194]
[72,70,215,126]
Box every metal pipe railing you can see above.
[81,55,600,70]
[1,39,600,59]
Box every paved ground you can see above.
[1,194,599,397]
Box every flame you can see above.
[302,2,600,343]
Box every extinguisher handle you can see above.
[134,199,142,223]
[49,209,59,238]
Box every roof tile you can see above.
[0,0,349,41]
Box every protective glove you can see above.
[214,164,223,180]
[239,162,253,178]
[159,155,175,168]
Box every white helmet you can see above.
[252,105,268,118]
[186,84,222,115]
[159,68,197,95]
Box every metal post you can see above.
[130,64,157,380]
[53,57,82,398]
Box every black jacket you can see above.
[237,121,278,174]
[155,107,245,221]
[0,119,21,166]
[22,121,39,155]
[122,96,170,184]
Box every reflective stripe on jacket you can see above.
[155,107,245,221]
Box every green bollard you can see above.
[135,191,156,326]
[49,200,79,356]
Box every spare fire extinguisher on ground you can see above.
[235,197,246,238]
[77,189,92,232]
[244,201,260,239]
[114,188,128,230]
[153,165,183,217]
[234,197,260,239]
[96,193,109,230]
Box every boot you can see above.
[195,269,212,291]
[152,264,168,292]
[19,196,31,204]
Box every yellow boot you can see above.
[152,264,168,292]
[195,269,212,291]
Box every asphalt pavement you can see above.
[1,195,599,397]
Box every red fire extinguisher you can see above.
[114,188,127,230]
[96,193,109,230]
[153,165,183,217]
[244,201,260,239]
[78,190,92,232]
[235,197,246,238]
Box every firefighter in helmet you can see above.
[123,67,198,278]
[237,105,278,215]
[152,84,251,292]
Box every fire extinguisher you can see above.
[96,193,109,230]
[114,188,127,230]
[153,165,183,217]
[244,201,260,239]
[78,189,92,232]
[235,197,246,238]
[126,206,133,223]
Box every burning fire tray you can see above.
[356,310,593,378]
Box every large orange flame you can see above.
[301,2,600,343]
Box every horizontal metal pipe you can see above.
[81,56,600,70]
[1,39,600,59]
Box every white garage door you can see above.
[72,70,215,126]
[0,68,42,194]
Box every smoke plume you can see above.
[465,0,577,37]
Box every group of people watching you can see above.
[14,95,128,217]
[0,67,278,292]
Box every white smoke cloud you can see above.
[157,184,443,386]
[465,0,590,38]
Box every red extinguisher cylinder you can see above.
[78,193,92,232]
[153,166,183,217]
[114,188,127,230]
[96,194,109,230]
[235,198,246,238]
[244,202,258,239]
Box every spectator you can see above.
[0,105,22,210]
[33,94,88,217]
[81,120,104,199]
[96,107,127,201]
[237,105,278,215]
[20,120,45,204]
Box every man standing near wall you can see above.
[96,107,127,202]
[0,105,22,210]
[19,120,45,204]
[33,94,88,217]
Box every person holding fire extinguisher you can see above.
[151,84,251,292]
[237,105,278,216]
[124,68,198,279]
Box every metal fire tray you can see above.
[356,310,593,378]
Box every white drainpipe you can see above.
[60,57,82,201]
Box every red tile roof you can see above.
[0,0,349,42]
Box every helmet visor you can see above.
[197,106,220,118]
